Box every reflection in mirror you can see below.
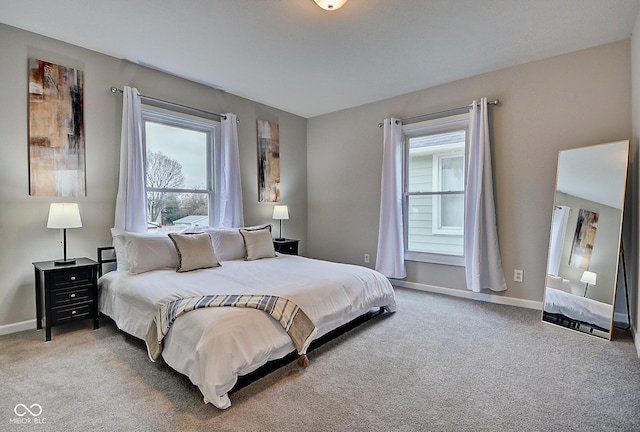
[542,140,629,340]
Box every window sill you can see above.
[404,251,464,267]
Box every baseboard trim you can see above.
[391,279,543,311]
[0,319,36,336]
[614,311,631,325]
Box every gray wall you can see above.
[0,24,307,329]
[307,41,632,309]
[631,12,640,355]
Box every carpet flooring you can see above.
[1,287,639,431]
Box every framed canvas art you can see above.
[28,58,86,196]
[257,119,280,202]
[568,208,598,270]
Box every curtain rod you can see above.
[109,86,235,122]
[378,99,500,127]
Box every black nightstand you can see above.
[33,258,100,341]
[273,238,299,255]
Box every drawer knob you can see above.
[71,310,77,315]
[70,293,76,298]
[70,276,76,281]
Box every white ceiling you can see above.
[1,0,639,118]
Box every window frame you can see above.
[431,147,465,236]
[141,104,221,230]
[402,113,469,266]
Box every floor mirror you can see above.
[542,140,629,339]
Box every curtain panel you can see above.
[547,205,570,276]
[114,86,148,233]
[375,118,407,279]
[464,98,507,292]
[217,113,244,228]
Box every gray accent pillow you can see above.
[239,226,276,260]
[169,232,221,272]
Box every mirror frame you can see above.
[542,140,629,340]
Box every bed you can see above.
[98,226,397,409]
[542,286,612,334]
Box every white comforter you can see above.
[98,254,397,409]
[543,287,612,331]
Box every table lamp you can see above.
[581,270,597,297]
[47,203,82,265]
[272,205,289,241]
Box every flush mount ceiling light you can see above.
[313,0,347,11]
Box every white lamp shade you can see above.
[272,205,289,220]
[580,271,597,285]
[47,203,82,229]
[313,0,348,10]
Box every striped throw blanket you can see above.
[145,294,318,362]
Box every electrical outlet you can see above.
[364,254,370,264]
[514,269,524,283]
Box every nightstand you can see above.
[33,258,100,341]
[273,238,299,255]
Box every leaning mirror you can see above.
[542,140,629,340]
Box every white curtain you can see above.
[464,98,507,292]
[114,86,148,233]
[375,118,407,279]
[216,113,244,228]
[547,205,570,276]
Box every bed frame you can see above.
[542,311,609,336]
[97,246,117,277]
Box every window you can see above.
[403,113,469,266]
[141,105,220,233]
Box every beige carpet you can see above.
[1,287,639,432]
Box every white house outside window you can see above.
[141,105,220,232]
[403,113,469,266]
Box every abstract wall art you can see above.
[257,119,280,202]
[569,208,599,270]
[28,58,85,196]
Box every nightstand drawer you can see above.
[50,301,93,324]
[51,285,93,307]
[273,239,299,255]
[52,269,92,287]
[278,243,297,254]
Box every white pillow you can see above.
[239,226,276,261]
[168,232,220,272]
[121,232,179,274]
[110,228,130,272]
[546,275,573,294]
[209,229,245,261]
[560,278,573,294]
[546,275,562,290]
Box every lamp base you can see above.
[274,238,286,241]
[54,258,76,266]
